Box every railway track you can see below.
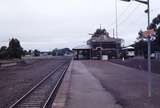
[9,60,71,108]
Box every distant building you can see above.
[122,46,135,57]
[73,28,123,60]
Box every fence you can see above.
[155,52,160,61]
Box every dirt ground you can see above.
[0,57,65,108]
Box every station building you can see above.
[73,28,123,60]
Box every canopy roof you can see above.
[73,45,91,50]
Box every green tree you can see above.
[149,14,160,49]
[7,38,23,59]
[52,48,58,56]
[0,46,7,51]
[155,27,160,49]
[135,14,160,57]
[33,49,40,56]
[0,46,8,59]
[92,28,109,37]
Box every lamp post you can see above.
[121,0,152,97]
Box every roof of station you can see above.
[122,46,135,50]
[87,34,123,44]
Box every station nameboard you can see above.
[143,29,155,38]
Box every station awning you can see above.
[73,45,91,50]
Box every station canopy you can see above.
[73,45,91,50]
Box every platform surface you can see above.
[53,60,160,108]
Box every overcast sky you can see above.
[0,0,159,51]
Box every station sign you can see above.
[143,29,155,38]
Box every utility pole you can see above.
[115,0,119,58]
[115,0,118,38]
[121,0,152,97]
[147,0,152,97]
[113,28,115,38]
[140,0,152,97]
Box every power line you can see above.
[107,2,133,30]
[118,2,133,19]
[118,4,141,26]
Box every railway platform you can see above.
[52,61,121,108]
[53,60,160,108]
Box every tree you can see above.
[137,30,143,40]
[92,28,109,37]
[22,50,28,56]
[135,14,160,57]
[28,50,32,55]
[52,48,58,56]
[7,38,23,59]
[148,14,160,48]
[0,46,8,59]
[0,46,7,52]
[33,49,40,56]
[155,27,160,50]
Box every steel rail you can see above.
[43,61,71,108]
[9,61,69,108]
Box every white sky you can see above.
[0,0,159,51]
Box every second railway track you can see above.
[9,60,71,108]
